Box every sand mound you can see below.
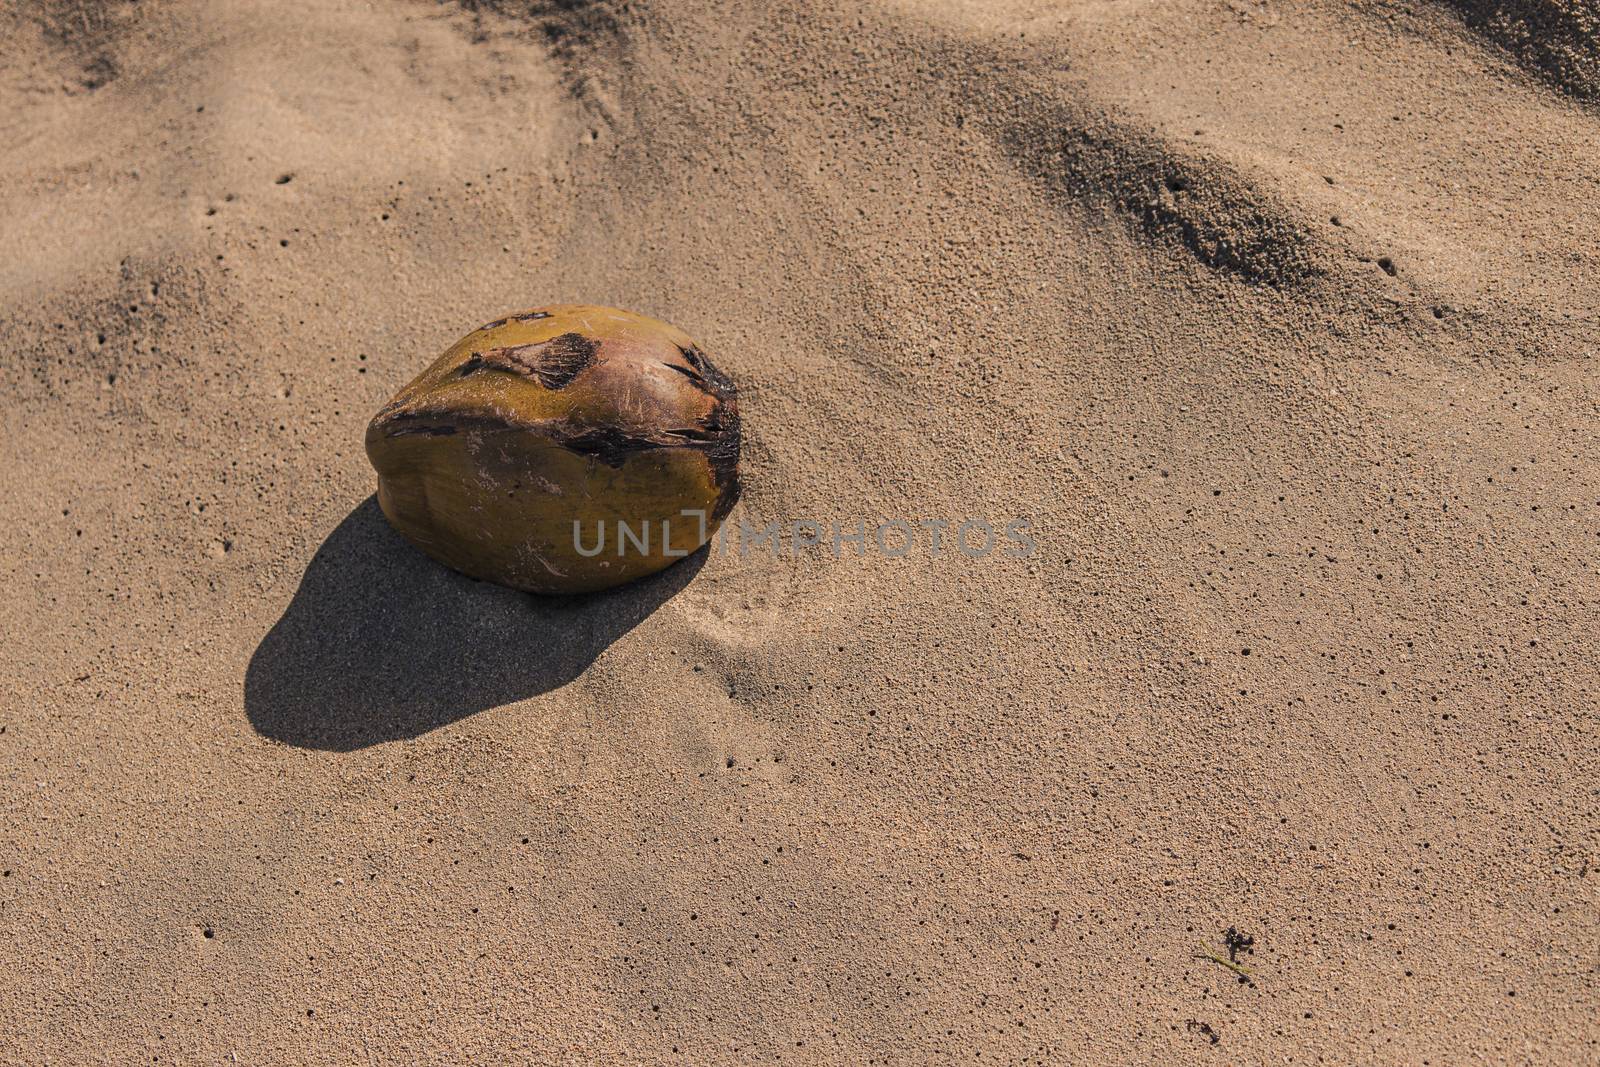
[1445,0,1600,100]
[1003,102,1326,288]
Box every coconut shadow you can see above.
[243,495,703,751]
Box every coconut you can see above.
[365,305,740,593]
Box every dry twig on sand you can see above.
[1195,942,1255,982]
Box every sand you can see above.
[2,0,1596,1061]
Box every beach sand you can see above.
[2,0,1596,1060]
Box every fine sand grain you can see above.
[2,0,1596,1061]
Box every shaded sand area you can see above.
[2,0,1596,1060]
